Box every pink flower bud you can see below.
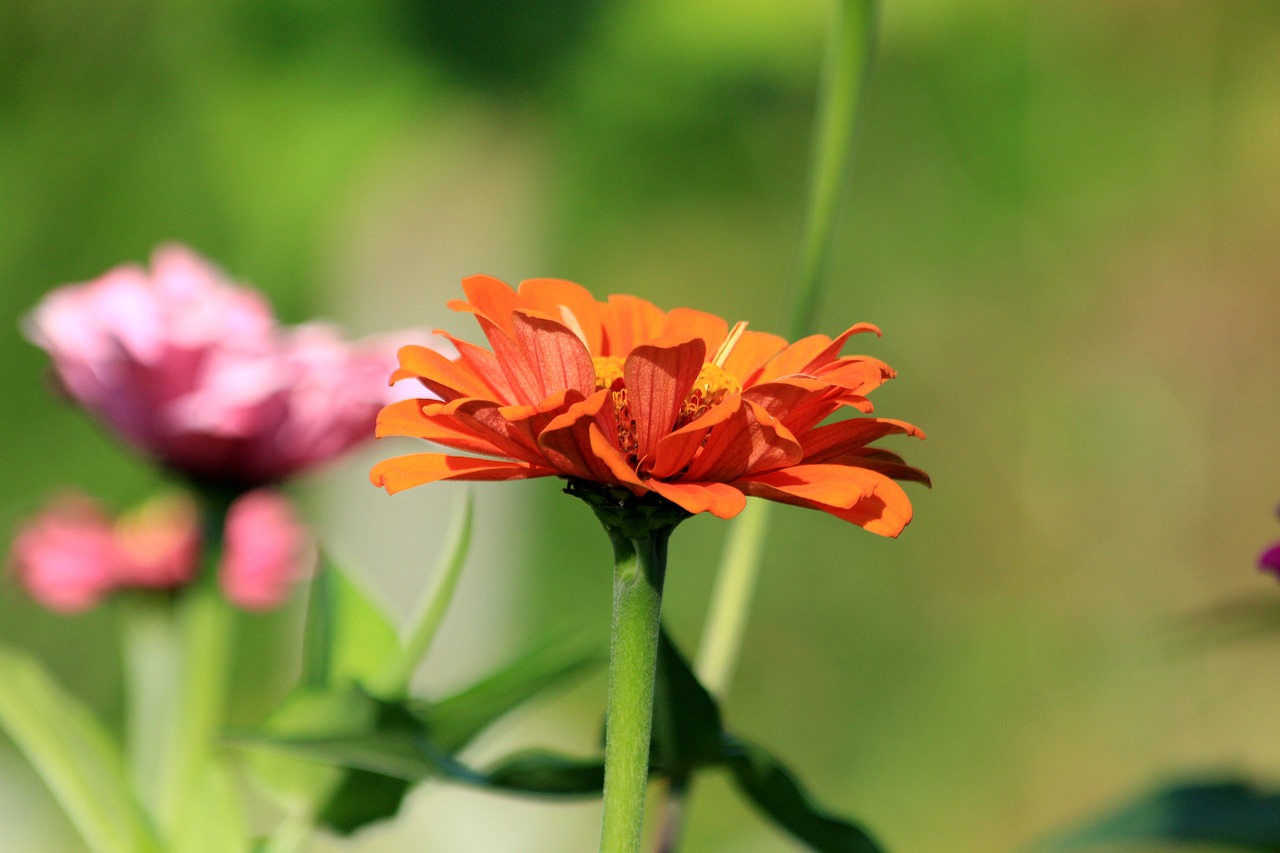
[219,490,312,611]
[9,496,122,612]
[114,494,201,589]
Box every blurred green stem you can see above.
[118,595,178,818]
[157,493,235,843]
[370,490,474,698]
[668,0,882,848]
[599,526,670,853]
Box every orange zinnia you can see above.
[371,276,927,536]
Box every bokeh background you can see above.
[3,0,1280,850]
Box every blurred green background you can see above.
[3,0,1280,850]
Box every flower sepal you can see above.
[565,479,691,540]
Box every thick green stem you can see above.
[156,493,235,843]
[118,595,179,817]
[599,527,670,853]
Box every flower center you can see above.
[592,356,741,473]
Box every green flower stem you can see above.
[666,2,882,849]
[599,525,671,853]
[157,494,235,842]
[370,490,474,698]
[118,595,179,817]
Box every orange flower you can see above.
[371,276,928,536]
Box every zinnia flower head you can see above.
[24,245,414,488]
[372,276,927,536]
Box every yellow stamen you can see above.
[712,320,748,368]
[559,305,589,348]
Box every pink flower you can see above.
[1261,505,1280,579]
[114,495,201,589]
[24,244,417,488]
[9,496,121,612]
[219,490,312,611]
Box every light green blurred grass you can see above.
[2,1,1279,850]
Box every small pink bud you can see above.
[9,496,121,612]
[219,490,312,611]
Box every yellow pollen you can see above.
[593,356,624,391]
[678,362,741,427]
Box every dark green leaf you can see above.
[1043,780,1280,851]
[315,770,411,837]
[724,738,885,853]
[429,633,603,752]
[483,750,606,796]
[651,627,725,773]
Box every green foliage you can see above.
[1042,780,1280,852]
[0,644,161,853]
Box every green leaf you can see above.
[649,627,887,853]
[482,750,605,796]
[724,738,885,853]
[1042,780,1280,851]
[428,633,604,752]
[174,763,250,853]
[241,687,378,810]
[651,627,727,773]
[0,643,161,853]
[301,554,400,690]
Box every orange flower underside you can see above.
[371,275,928,536]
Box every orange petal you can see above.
[511,309,597,397]
[389,344,495,401]
[436,331,514,402]
[743,379,844,433]
[623,335,706,464]
[661,308,728,358]
[646,480,746,519]
[539,390,645,486]
[649,396,742,480]
[451,274,521,336]
[812,356,895,396]
[737,464,913,536]
[601,294,666,355]
[474,316,544,406]
[721,330,788,385]
[758,323,881,382]
[375,399,511,458]
[518,278,604,354]
[452,391,580,466]
[370,453,554,494]
[800,417,925,462]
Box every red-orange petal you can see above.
[518,278,604,354]
[721,330,788,385]
[648,396,742,480]
[661,308,728,358]
[389,344,495,402]
[370,453,555,494]
[451,274,521,336]
[435,331,515,403]
[623,335,706,464]
[375,399,513,458]
[800,417,925,463]
[646,480,747,519]
[600,294,666,355]
[737,464,912,536]
[539,390,645,487]
[510,309,597,398]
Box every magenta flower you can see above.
[1261,506,1280,579]
[219,490,312,611]
[24,245,411,488]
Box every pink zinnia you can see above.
[24,245,416,488]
